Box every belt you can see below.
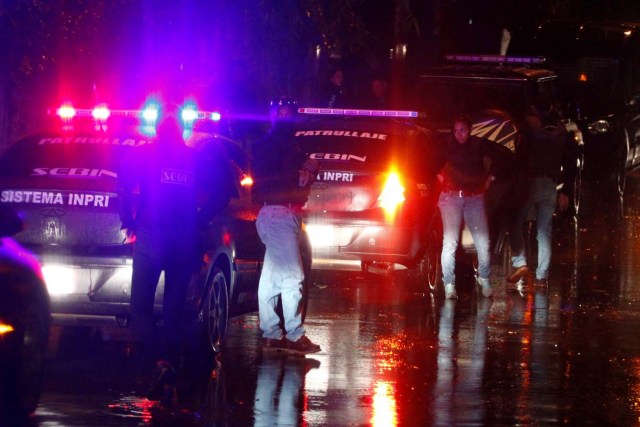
[263,202,302,212]
[443,188,483,197]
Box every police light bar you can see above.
[50,103,221,123]
[445,54,546,64]
[298,107,419,118]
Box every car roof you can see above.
[417,64,557,83]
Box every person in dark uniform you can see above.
[320,66,348,108]
[252,97,321,355]
[118,107,197,403]
[507,94,577,290]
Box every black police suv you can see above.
[411,55,584,233]
[295,107,442,292]
[509,20,640,219]
[0,205,50,417]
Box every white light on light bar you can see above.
[298,107,418,118]
[181,107,199,122]
[57,104,76,119]
[92,105,110,121]
[445,54,546,64]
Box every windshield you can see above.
[415,79,529,125]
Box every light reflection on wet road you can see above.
[28,175,640,426]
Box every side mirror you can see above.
[0,205,23,237]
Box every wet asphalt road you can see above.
[22,174,640,426]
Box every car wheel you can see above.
[410,217,442,296]
[2,297,49,415]
[204,268,229,354]
[611,151,627,222]
[571,155,583,217]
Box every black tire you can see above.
[409,216,442,296]
[1,297,49,415]
[571,158,582,217]
[204,268,229,354]
[611,149,627,222]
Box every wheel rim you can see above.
[417,226,441,293]
[207,271,229,353]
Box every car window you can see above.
[415,79,529,123]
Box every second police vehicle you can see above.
[295,106,443,292]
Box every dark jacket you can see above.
[118,136,197,234]
[439,135,495,193]
[252,125,316,208]
[519,109,577,197]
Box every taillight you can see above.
[0,321,14,336]
[377,171,405,219]
[240,174,254,187]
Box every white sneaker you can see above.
[477,277,493,298]
[444,283,458,299]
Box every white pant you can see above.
[256,205,305,341]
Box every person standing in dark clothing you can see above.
[118,109,197,402]
[507,96,577,290]
[252,98,321,355]
[320,66,348,108]
[437,114,497,299]
[360,71,390,110]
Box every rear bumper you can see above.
[36,254,140,325]
[304,212,425,269]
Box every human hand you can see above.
[299,170,315,187]
[121,227,136,244]
[485,175,496,190]
[301,158,320,174]
[557,193,569,212]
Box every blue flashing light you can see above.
[142,105,159,122]
[181,106,199,123]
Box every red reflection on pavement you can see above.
[371,380,398,427]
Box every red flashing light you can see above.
[57,104,76,120]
